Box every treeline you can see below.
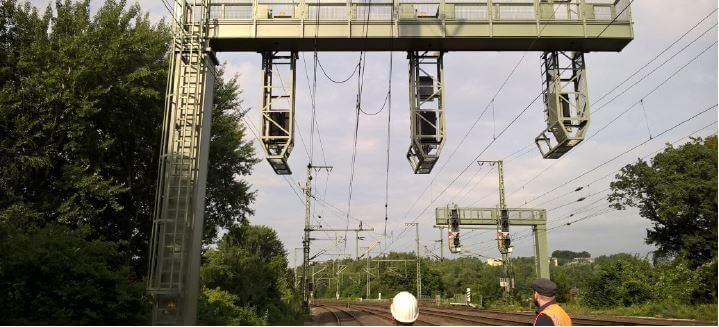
[309,252,717,318]
[0,0,301,324]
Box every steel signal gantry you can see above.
[149,0,634,324]
[203,0,634,174]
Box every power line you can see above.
[592,9,717,107]
[317,56,360,84]
[498,11,719,201]
[521,103,717,207]
[593,23,718,115]
[382,91,543,254]
[463,121,719,253]
[391,3,576,246]
[509,38,718,200]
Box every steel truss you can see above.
[407,51,446,174]
[147,0,217,325]
[535,51,589,159]
[260,51,297,175]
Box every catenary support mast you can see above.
[147,1,218,325]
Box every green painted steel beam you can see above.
[207,1,634,52]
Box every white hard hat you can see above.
[390,291,419,323]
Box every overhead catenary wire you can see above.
[510,38,718,201]
[482,10,719,204]
[520,103,718,207]
[382,91,544,254]
[243,115,339,240]
[592,8,718,107]
[390,3,578,248]
[343,0,375,250]
[492,119,719,246]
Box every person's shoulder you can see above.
[534,313,555,326]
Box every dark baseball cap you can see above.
[531,278,557,297]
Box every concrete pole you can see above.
[417,224,421,299]
[302,164,312,309]
[366,251,371,299]
[405,222,421,299]
[435,226,444,260]
[498,160,505,210]
[312,265,315,300]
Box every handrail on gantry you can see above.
[205,0,634,51]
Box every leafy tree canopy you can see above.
[0,0,257,277]
[201,224,303,325]
[0,0,259,323]
[608,135,717,268]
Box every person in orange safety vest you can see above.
[531,278,572,326]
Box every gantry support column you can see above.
[261,51,297,174]
[407,51,446,174]
[533,224,550,279]
[147,1,217,325]
[535,51,589,159]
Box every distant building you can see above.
[567,257,594,265]
[486,258,503,266]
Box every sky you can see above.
[28,0,719,265]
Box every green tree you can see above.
[0,216,150,324]
[0,0,258,322]
[583,254,653,308]
[608,136,717,268]
[198,287,266,326]
[201,225,303,325]
[0,0,256,274]
[204,70,259,243]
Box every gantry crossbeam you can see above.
[206,0,633,52]
[435,206,550,279]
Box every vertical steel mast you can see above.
[147,0,217,325]
[479,160,514,299]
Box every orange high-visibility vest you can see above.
[533,303,572,326]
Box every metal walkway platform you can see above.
[207,0,633,52]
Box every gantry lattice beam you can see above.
[535,50,589,158]
[407,51,445,174]
[206,0,633,52]
[260,51,297,174]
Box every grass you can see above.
[562,302,718,322]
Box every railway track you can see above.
[317,304,364,326]
[349,303,438,326]
[327,302,716,326]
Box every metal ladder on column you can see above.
[148,1,212,325]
